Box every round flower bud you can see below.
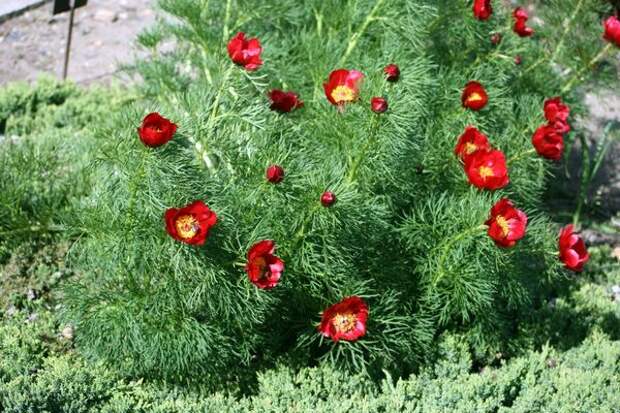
[371,97,388,113]
[266,164,285,183]
[321,191,337,207]
[383,64,400,81]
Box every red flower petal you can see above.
[604,16,620,47]
[485,198,528,248]
[532,124,564,161]
[513,7,534,37]
[318,296,368,342]
[245,240,284,289]
[461,81,488,111]
[323,69,364,106]
[454,126,491,163]
[464,149,509,190]
[164,200,217,245]
[558,225,589,272]
[473,0,493,20]
[227,32,263,71]
[137,112,177,147]
[268,89,303,113]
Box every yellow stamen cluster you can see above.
[332,312,356,333]
[175,214,199,239]
[479,166,494,179]
[331,85,355,103]
[496,216,510,237]
[467,92,483,103]
[465,142,478,154]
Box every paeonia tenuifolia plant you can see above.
[63,0,616,385]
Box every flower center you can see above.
[496,216,510,237]
[479,166,494,179]
[331,86,355,103]
[467,92,483,103]
[332,312,356,334]
[175,214,199,239]
[465,142,478,154]
[254,256,269,279]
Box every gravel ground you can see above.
[0,0,154,85]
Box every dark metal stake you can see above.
[62,2,75,80]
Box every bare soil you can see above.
[0,0,154,85]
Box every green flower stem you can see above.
[524,0,585,75]
[346,114,381,184]
[561,43,614,94]
[433,224,487,286]
[337,0,387,67]
[508,148,537,165]
[221,0,233,43]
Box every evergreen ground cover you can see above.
[1,0,620,411]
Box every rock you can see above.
[61,325,74,340]
[93,9,118,23]
[26,288,38,301]
[6,305,18,317]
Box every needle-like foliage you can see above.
[62,0,619,385]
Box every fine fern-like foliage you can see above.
[62,0,619,385]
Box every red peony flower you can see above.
[543,97,570,134]
[485,198,528,248]
[464,149,509,190]
[323,69,364,107]
[454,126,491,163]
[473,0,493,20]
[268,89,303,113]
[461,81,488,111]
[558,225,589,272]
[266,164,285,183]
[513,7,534,37]
[318,296,368,342]
[371,97,388,113]
[321,191,337,207]
[227,32,263,71]
[603,16,620,47]
[514,55,523,65]
[245,240,284,289]
[137,112,177,148]
[164,201,217,245]
[384,64,400,82]
[532,124,564,161]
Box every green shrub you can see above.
[62,0,620,384]
[2,307,619,413]
[0,79,129,261]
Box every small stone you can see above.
[26,313,38,323]
[93,9,119,23]
[6,305,17,317]
[27,288,38,301]
[546,358,557,368]
[61,325,74,340]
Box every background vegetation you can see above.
[1,0,619,410]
